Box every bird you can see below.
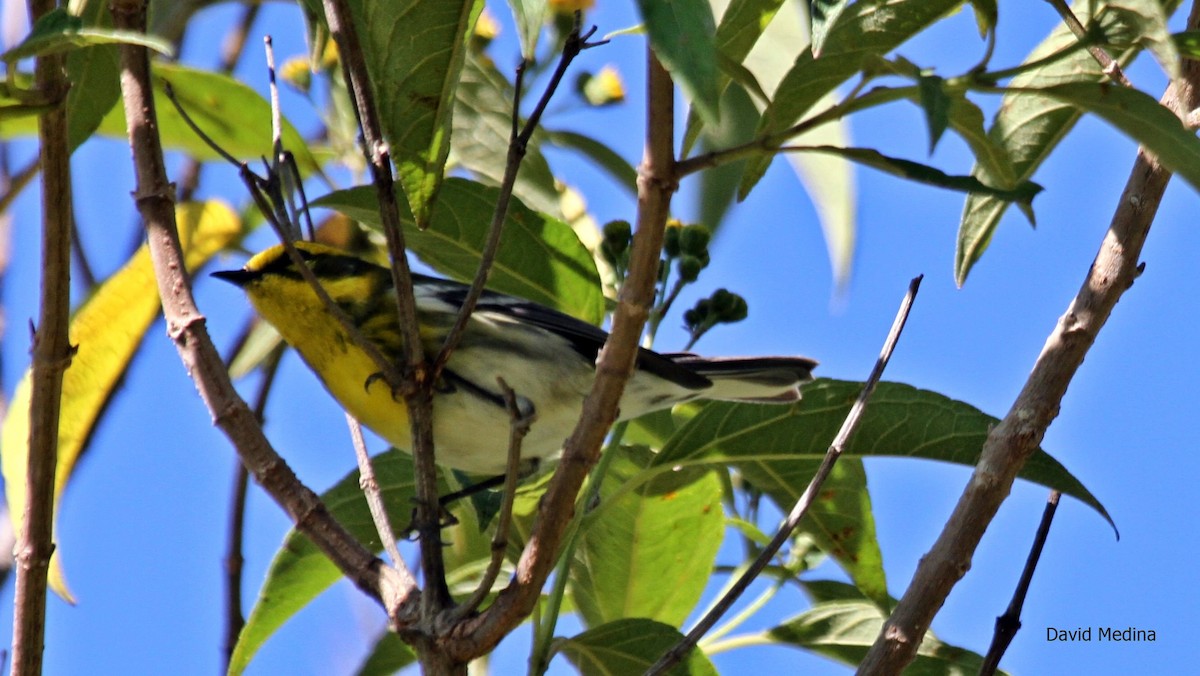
[212,241,817,475]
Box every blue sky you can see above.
[2,1,1197,674]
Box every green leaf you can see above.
[1035,81,1200,192]
[967,0,998,39]
[313,177,604,324]
[454,54,561,217]
[654,380,1116,533]
[1104,0,1179,80]
[508,0,548,59]
[571,447,724,627]
[768,580,1006,674]
[1,202,241,604]
[81,63,320,171]
[342,0,483,226]
[1172,29,1200,59]
[794,146,1042,206]
[355,631,417,676]
[701,1,858,288]
[696,82,761,236]
[558,618,718,676]
[636,0,720,126]
[230,453,426,676]
[545,129,638,195]
[741,458,889,610]
[918,74,951,154]
[955,0,1182,286]
[740,0,963,199]
[0,8,173,63]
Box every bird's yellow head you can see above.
[212,241,402,367]
[213,242,392,334]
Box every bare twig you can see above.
[979,490,1061,676]
[648,275,924,676]
[319,0,447,617]
[449,378,535,623]
[11,0,74,672]
[347,413,405,570]
[1043,0,1132,87]
[177,3,260,202]
[163,84,410,397]
[858,4,1200,670]
[434,17,603,373]
[223,343,283,668]
[0,157,39,215]
[110,0,416,626]
[444,47,679,664]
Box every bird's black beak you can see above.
[210,268,255,288]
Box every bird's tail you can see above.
[667,355,818,403]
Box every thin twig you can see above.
[109,0,416,626]
[320,0,446,617]
[0,157,39,215]
[449,378,536,622]
[1043,0,1132,87]
[858,3,1200,670]
[11,0,74,671]
[347,413,405,570]
[647,274,924,676]
[223,343,283,669]
[163,83,410,397]
[177,3,260,202]
[434,17,602,373]
[979,490,1061,676]
[443,46,679,665]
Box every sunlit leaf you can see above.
[0,201,241,602]
[740,0,963,199]
[636,0,720,125]
[559,618,718,676]
[655,380,1116,532]
[0,8,172,62]
[453,54,561,217]
[955,0,1182,286]
[571,446,724,627]
[342,0,483,225]
[767,580,1007,674]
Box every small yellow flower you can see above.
[279,56,313,94]
[474,7,500,42]
[578,65,625,107]
[550,0,595,14]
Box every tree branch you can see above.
[648,275,922,676]
[858,3,1200,671]
[319,0,448,615]
[109,0,415,627]
[11,1,74,672]
[443,46,679,662]
[979,490,1060,675]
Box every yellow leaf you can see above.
[1,201,240,602]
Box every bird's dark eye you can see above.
[309,254,371,279]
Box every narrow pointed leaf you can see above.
[768,580,1006,674]
[571,447,724,627]
[654,380,1116,533]
[740,0,963,199]
[342,0,483,225]
[229,454,422,675]
[955,0,1182,286]
[559,618,718,676]
[636,0,720,126]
